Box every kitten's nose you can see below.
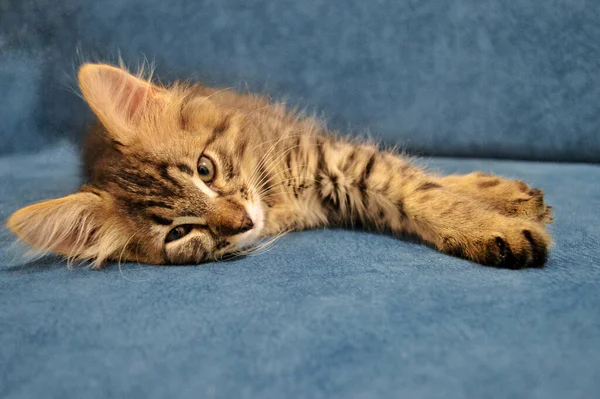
[211,199,254,236]
[238,213,254,233]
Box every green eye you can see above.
[197,155,215,183]
[165,224,193,243]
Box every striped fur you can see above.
[7,64,553,268]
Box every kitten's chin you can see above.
[234,200,265,250]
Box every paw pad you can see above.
[492,236,520,269]
[495,237,507,262]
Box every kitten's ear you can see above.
[78,63,165,143]
[7,192,110,264]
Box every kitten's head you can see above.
[7,63,265,266]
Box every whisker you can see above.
[233,229,291,257]
[256,173,316,198]
[249,231,291,256]
[246,127,314,190]
[116,228,149,282]
[252,144,305,194]
[253,163,311,196]
[251,139,324,198]
[246,129,307,190]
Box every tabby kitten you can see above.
[7,64,553,268]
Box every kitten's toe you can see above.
[443,220,551,269]
[481,223,550,269]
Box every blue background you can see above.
[1,1,599,398]
[1,0,599,161]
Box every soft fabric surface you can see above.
[2,0,600,161]
[1,146,599,399]
[2,1,599,397]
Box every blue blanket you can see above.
[1,146,599,398]
[1,1,599,397]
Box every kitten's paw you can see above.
[443,220,551,269]
[443,173,553,225]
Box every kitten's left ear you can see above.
[7,192,118,266]
[78,63,165,143]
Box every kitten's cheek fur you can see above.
[234,200,265,249]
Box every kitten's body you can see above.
[7,64,552,268]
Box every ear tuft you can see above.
[7,192,116,267]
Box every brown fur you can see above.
[6,63,553,269]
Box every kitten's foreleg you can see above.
[305,138,551,268]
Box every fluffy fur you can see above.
[7,63,553,268]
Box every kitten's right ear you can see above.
[7,192,116,266]
[78,63,165,144]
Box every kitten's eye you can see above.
[197,155,215,183]
[165,224,193,243]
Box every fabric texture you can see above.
[1,146,599,398]
[1,1,600,398]
[1,0,600,161]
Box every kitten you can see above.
[7,63,553,268]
